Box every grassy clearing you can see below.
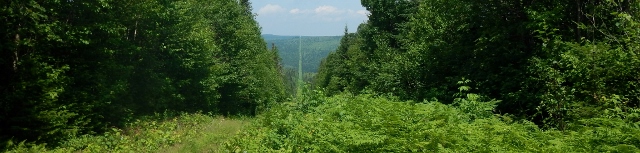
[4,113,250,153]
[162,116,250,153]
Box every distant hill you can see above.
[261,34,298,40]
[263,34,342,73]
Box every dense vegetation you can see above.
[316,0,640,129]
[228,89,640,152]
[3,0,640,152]
[1,0,284,149]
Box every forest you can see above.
[263,35,341,96]
[3,0,640,152]
[315,0,640,129]
[262,34,341,73]
[1,0,286,150]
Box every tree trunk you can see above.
[577,0,582,41]
[623,0,631,13]
[13,30,19,72]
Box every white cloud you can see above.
[285,5,366,22]
[347,9,370,17]
[356,10,370,16]
[290,8,301,14]
[314,5,343,15]
[258,4,285,15]
[290,8,315,15]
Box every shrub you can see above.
[227,92,640,152]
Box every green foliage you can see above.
[454,79,500,120]
[526,3,640,128]
[4,0,640,151]
[4,113,222,153]
[228,92,640,152]
[315,28,369,96]
[315,0,640,130]
[1,0,285,148]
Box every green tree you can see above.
[1,0,287,147]
[317,0,640,129]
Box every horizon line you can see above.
[261,34,346,37]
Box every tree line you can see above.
[263,35,341,73]
[316,0,640,129]
[263,35,341,96]
[1,0,285,147]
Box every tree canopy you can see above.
[316,0,640,129]
[1,0,285,147]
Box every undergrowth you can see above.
[4,113,224,153]
[6,90,638,152]
[226,91,640,152]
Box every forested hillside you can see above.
[316,0,640,129]
[263,35,341,73]
[262,35,341,96]
[1,0,285,148]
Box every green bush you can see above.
[227,92,640,152]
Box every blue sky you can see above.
[250,0,369,36]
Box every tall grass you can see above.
[4,113,249,153]
[161,116,250,153]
